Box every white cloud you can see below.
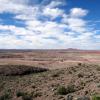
[67,18,87,33]
[12,0,29,5]
[70,8,88,18]
[62,8,88,33]
[0,0,25,14]
[0,0,99,49]
[46,1,65,8]
[0,35,30,49]
[43,7,64,19]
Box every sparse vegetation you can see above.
[78,63,82,66]
[96,67,100,71]
[80,81,86,87]
[92,95,100,100]
[66,84,76,94]
[0,65,48,76]
[0,49,100,100]
[51,73,59,77]
[57,84,75,95]
[22,93,32,100]
[16,91,33,100]
[33,92,42,98]
[16,91,25,97]
[57,86,67,95]
[78,73,84,78]
[97,84,100,88]
[0,92,12,100]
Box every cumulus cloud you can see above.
[0,0,99,49]
[46,1,66,8]
[43,8,64,19]
[70,8,88,18]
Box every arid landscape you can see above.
[0,49,100,100]
[0,0,100,99]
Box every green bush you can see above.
[57,86,67,95]
[96,67,100,71]
[16,91,25,97]
[51,73,59,77]
[78,63,82,66]
[0,92,11,100]
[57,84,76,95]
[33,92,42,98]
[78,73,84,78]
[92,95,100,100]
[97,84,100,88]
[16,91,32,100]
[22,94,32,100]
[66,84,76,94]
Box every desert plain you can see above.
[0,49,100,100]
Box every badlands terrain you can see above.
[0,49,100,100]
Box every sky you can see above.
[0,0,100,49]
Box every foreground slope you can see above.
[0,63,100,100]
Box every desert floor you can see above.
[0,49,100,100]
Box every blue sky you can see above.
[0,0,100,49]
